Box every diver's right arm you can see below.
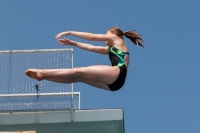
[57,38,109,54]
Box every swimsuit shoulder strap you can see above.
[110,45,129,55]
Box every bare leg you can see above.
[44,78,75,84]
[45,77,110,91]
[26,68,77,81]
[26,65,120,89]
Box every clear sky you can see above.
[0,0,200,133]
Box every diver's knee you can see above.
[73,67,83,81]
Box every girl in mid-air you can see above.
[26,27,144,91]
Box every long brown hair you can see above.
[108,27,145,48]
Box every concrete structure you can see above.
[0,109,125,133]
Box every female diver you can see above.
[26,27,144,91]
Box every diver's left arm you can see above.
[56,31,115,42]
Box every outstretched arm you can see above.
[57,38,109,54]
[56,31,115,42]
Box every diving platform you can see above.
[0,109,124,133]
[0,49,125,133]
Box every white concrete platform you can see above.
[0,109,125,133]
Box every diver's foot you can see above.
[26,69,44,81]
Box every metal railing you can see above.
[0,49,80,111]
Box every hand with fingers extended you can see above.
[57,38,76,46]
[55,31,70,39]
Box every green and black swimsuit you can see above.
[108,45,129,91]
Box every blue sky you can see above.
[0,0,200,133]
